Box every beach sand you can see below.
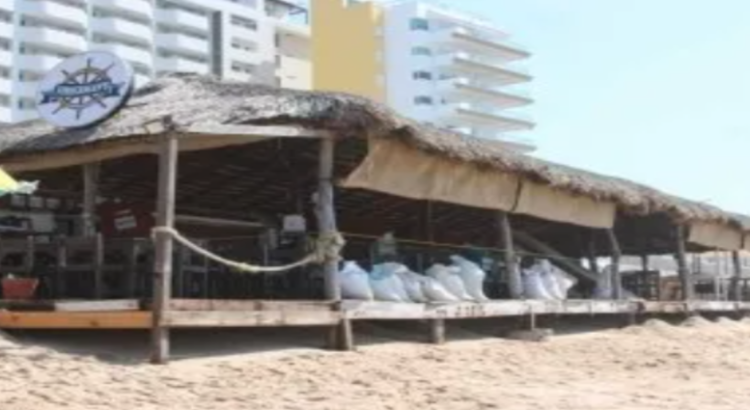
[1,317,750,410]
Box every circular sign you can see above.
[36,51,134,129]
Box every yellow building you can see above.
[311,0,385,102]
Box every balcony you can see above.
[437,52,531,86]
[229,25,260,43]
[0,49,12,68]
[0,77,11,95]
[17,54,64,72]
[439,102,535,132]
[435,27,530,62]
[19,27,87,53]
[92,18,153,45]
[438,77,533,109]
[16,81,38,99]
[156,57,209,75]
[90,43,154,68]
[18,1,88,29]
[0,21,13,40]
[91,0,153,20]
[156,9,209,33]
[157,33,209,57]
[0,107,11,124]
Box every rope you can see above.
[152,227,345,274]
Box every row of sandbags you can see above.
[522,260,577,300]
[337,255,490,303]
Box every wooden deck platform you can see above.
[0,299,748,330]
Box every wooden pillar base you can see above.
[429,318,446,344]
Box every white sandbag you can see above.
[396,268,429,303]
[373,263,412,302]
[338,261,373,301]
[370,264,408,302]
[426,264,474,301]
[523,267,555,300]
[449,255,490,302]
[422,276,460,302]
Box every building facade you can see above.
[312,0,535,151]
[0,0,311,123]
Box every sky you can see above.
[448,0,750,213]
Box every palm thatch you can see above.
[0,73,744,229]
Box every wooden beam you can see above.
[605,229,622,300]
[163,310,340,328]
[499,212,522,299]
[316,137,350,350]
[674,224,693,301]
[0,311,151,329]
[167,299,335,312]
[151,134,179,364]
[82,163,99,237]
[587,230,600,274]
[732,250,743,301]
[185,124,328,139]
[429,319,446,344]
[54,300,140,312]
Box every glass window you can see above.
[413,71,432,80]
[410,18,429,31]
[411,46,432,56]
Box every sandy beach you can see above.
[1,317,750,410]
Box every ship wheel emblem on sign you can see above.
[36,51,134,128]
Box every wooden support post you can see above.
[640,254,649,272]
[498,212,522,299]
[316,137,350,350]
[429,318,446,344]
[732,250,743,302]
[151,134,178,365]
[606,229,622,300]
[674,224,692,301]
[587,231,600,274]
[82,163,99,237]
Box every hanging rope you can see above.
[152,227,345,274]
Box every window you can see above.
[231,15,258,31]
[411,46,432,56]
[410,18,429,31]
[414,96,433,105]
[413,71,432,80]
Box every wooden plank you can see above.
[640,301,688,314]
[186,124,328,139]
[432,301,531,318]
[163,310,340,328]
[54,300,140,312]
[342,301,428,320]
[606,229,623,300]
[688,301,738,312]
[168,299,335,312]
[152,133,179,364]
[0,311,151,329]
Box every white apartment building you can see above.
[312,0,535,152]
[383,2,535,151]
[0,0,312,123]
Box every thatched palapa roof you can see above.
[0,73,744,230]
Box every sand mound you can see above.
[642,319,672,329]
[681,316,714,328]
[2,323,750,410]
[716,317,741,327]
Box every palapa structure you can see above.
[0,73,748,361]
